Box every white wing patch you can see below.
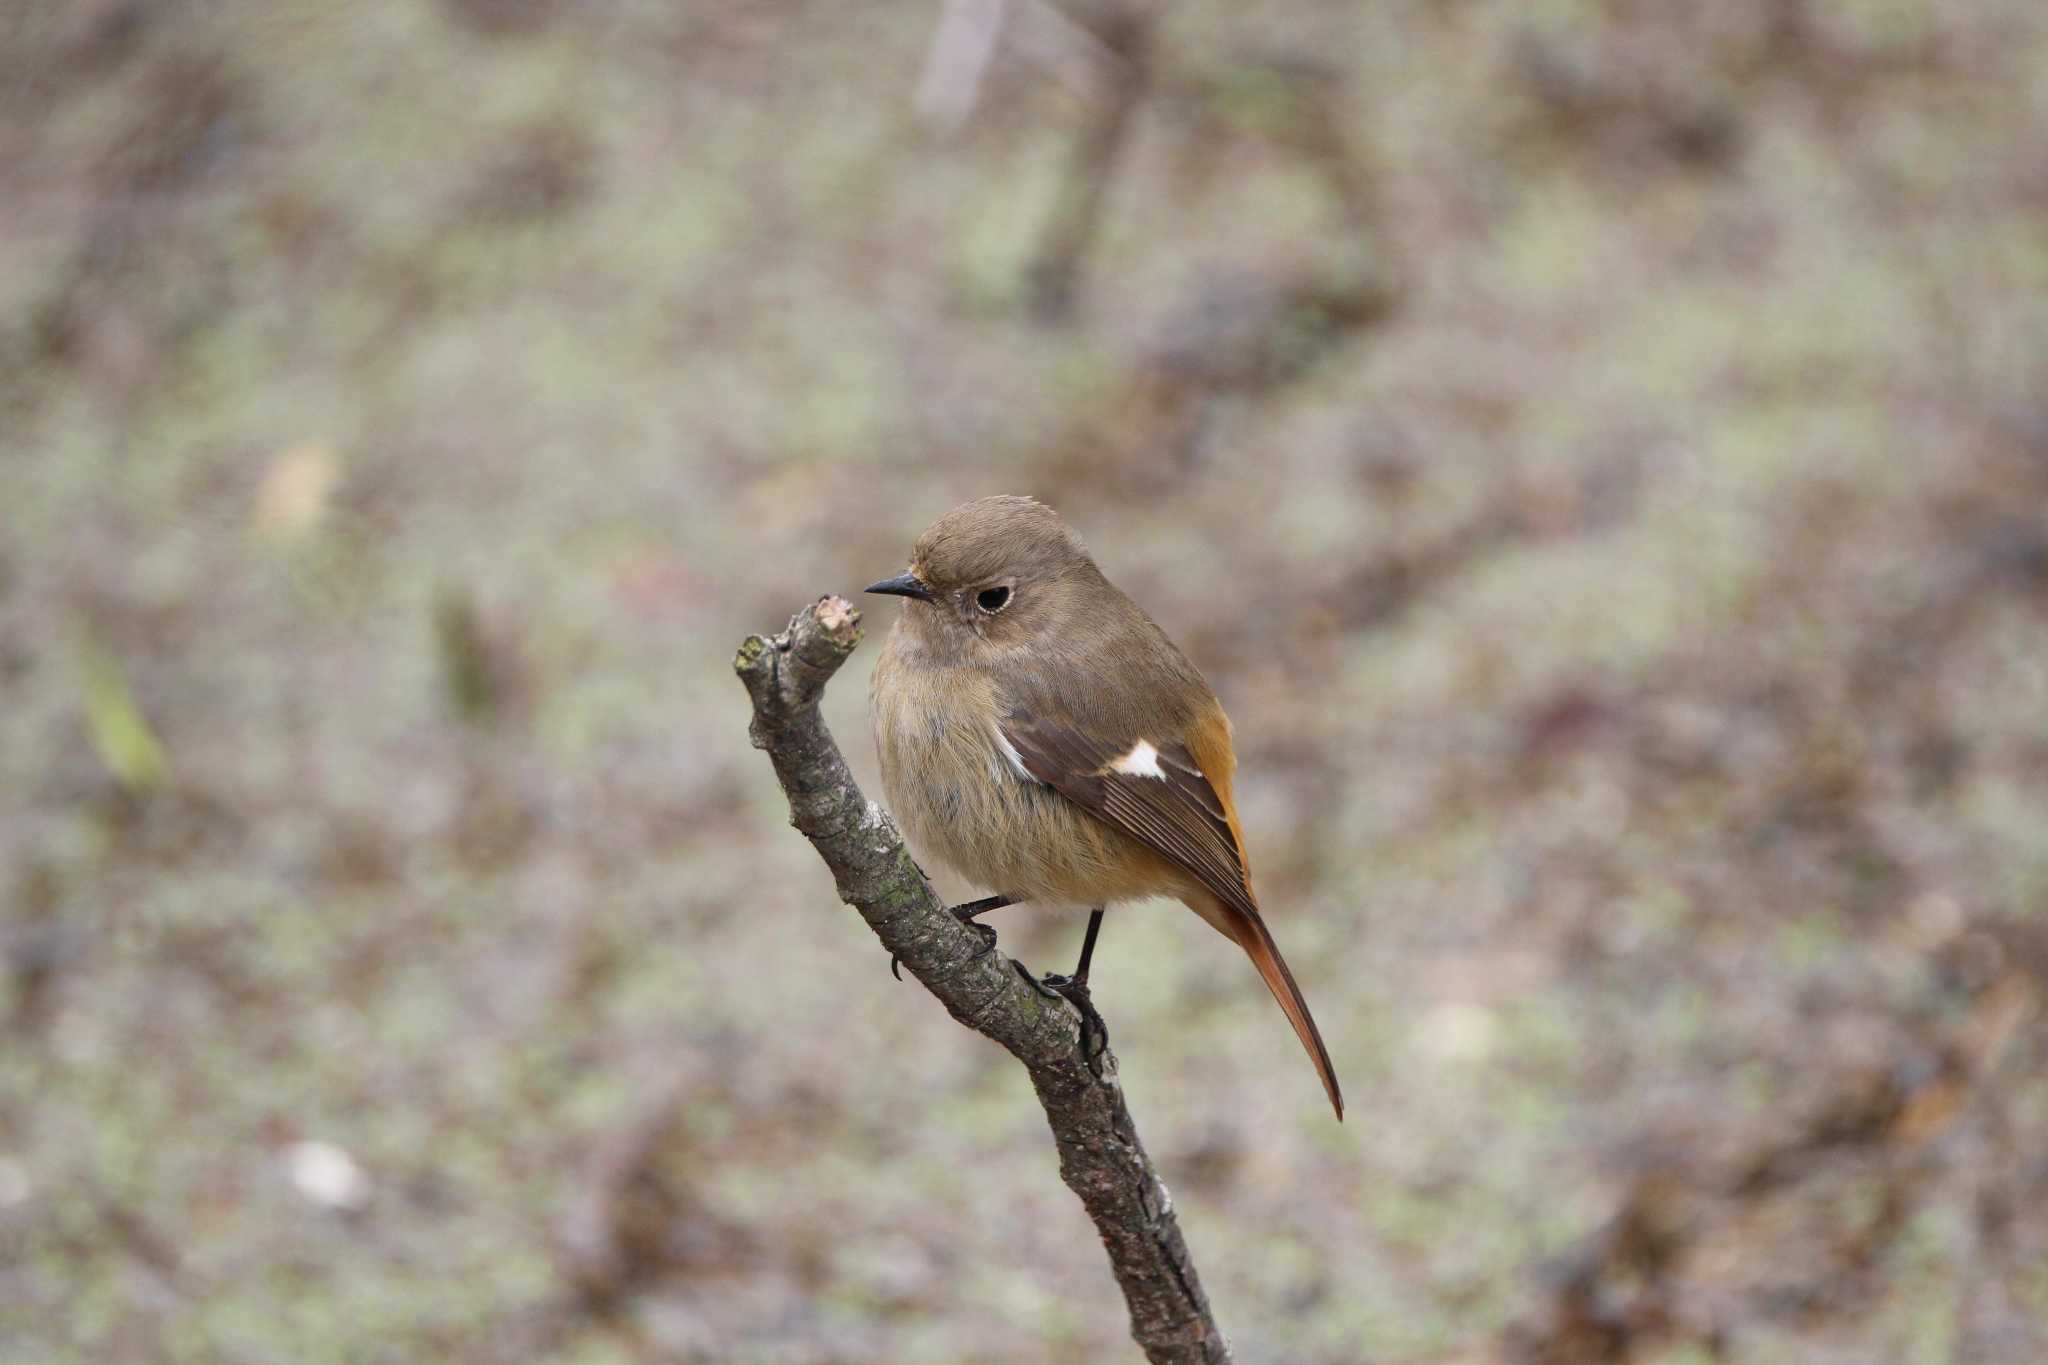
[1109,739,1167,780]
[993,727,1037,783]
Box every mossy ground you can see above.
[4,2,2047,1361]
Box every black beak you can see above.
[864,571,935,603]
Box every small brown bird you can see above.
[867,495,1342,1119]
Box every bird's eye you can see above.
[975,585,1012,614]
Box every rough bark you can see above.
[734,596,1230,1364]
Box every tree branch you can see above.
[734,596,1230,1364]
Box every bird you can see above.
[865,495,1342,1119]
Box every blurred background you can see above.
[5,1,2048,1361]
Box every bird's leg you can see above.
[943,894,1011,962]
[952,894,1015,929]
[1033,907,1109,1070]
[1070,906,1104,985]
[891,895,1015,980]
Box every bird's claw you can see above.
[1014,959,1063,998]
[1018,967,1109,1073]
[892,915,999,980]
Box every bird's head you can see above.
[864,495,1100,652]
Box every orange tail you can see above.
[1234,914,1344,1121]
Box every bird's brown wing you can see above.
[999,704,1256,919]
[999,699,1345,1120]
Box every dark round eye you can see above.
[975,585,1011,614]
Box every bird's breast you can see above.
[870,635,1188,907]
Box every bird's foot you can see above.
[1016,964,1109,1073]
[890,897,1010,981]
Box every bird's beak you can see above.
[864,571,935,603]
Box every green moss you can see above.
[77,639,168,793]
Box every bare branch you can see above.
[1024,2,1155,323]
[916,0,1008,131]
[734,596,1230,1364]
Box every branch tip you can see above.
[815,594,861,637]
[733,634,770,676]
